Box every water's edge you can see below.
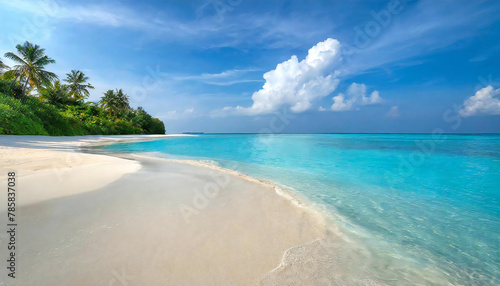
[81,143,454,285]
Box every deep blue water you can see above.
[101,134,500,284]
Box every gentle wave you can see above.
[97,134,500,285]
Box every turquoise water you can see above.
[101,134,500,284]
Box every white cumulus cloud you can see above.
[329,83,383,111]
[220,38,343,115]
[459,85,500,117]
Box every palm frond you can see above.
[4,41,56,94]
[64,69,94,99]
[4,52,27,65]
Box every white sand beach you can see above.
[0,135,328,285]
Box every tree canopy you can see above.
[4,41,58,94]
[0,42,165,135]
[64,69,95,100]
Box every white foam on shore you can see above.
[120,152,330,224]
[81,138,465,285]
[2,135,332,285]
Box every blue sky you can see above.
[1,0,500,133]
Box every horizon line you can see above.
[179,132,500,135]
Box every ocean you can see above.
[100,134,500,285]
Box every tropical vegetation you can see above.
[4,42,58,94]
[0,41,165,135]
[65,69,94,100]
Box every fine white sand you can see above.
[0,135,327,285]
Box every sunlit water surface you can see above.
[100,134,500,285]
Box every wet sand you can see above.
[0,135,326,285]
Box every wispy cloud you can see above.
[0,0,336,51]
[173,68,263,86]
[157,108,197,121]
[343,0,500,74]
[1,1,132,27]
[0,0,203,38]
[386,106,400,117]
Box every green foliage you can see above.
[132,107,166,134]
[150,118,166,134]
[0,88,165,136]
[39,80,80,107]
[0,80,25,99]
[64,70,94,100]
[0,93,48,135]
[27,96,85,136]
[62,104,141,135]
[1,42,166,136]
[4,41,58,94]
[99,89,130,117]
[0,93,85,136]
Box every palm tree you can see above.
[115,89,130,110]
[64,69,94,100]
[99,89,130,116]
[4,41,57,94]
[99,90,115,113]
[39,80,74,106]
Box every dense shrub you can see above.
[113,118,143,135]
[0,86,165,136]
[0,80,24,99]
[132,107,166,134]
[38,80,80,108]
[26,97,85,135]
[149,118,166,134]
[0,93,48,135]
